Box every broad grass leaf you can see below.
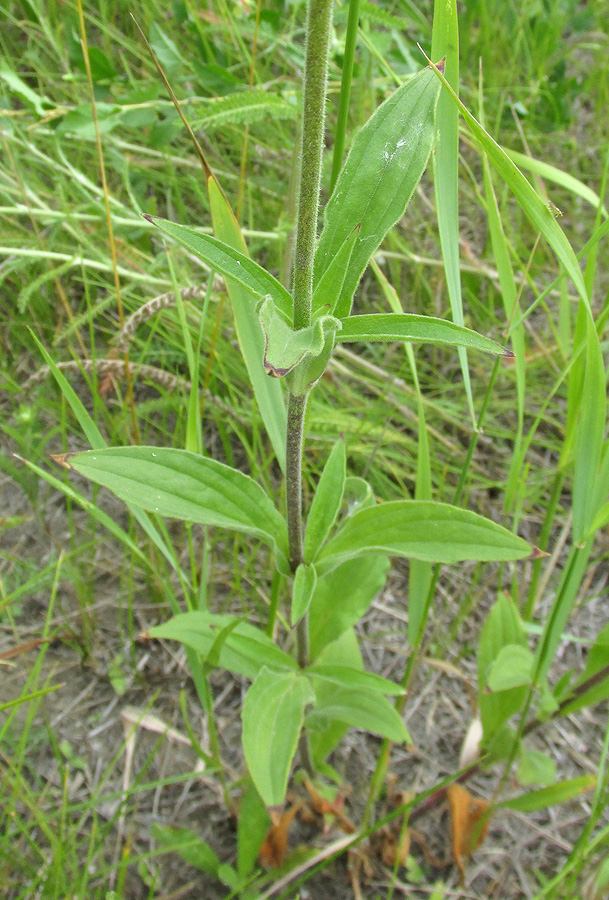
[303,439,346,564]
[306,686,410,743]
[487,644,534,691]
[337,313,508,356]
[148,612,297,680]
[572,319,607,544]
[431,0,475,425]
[427,59,590,312]
[478,595,528,740]
[66,446,289,568]
[242,668,315,808]
[316,501,531,574]
[291,563,317,625]
[147,217,293,322]
[496,776,596,813]
[308,554,390,660]
[314,66,441,316]
[207,177,287,471]
[306,665,405,696]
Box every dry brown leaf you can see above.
[258,802,302,868]
[447,783,490,881]
[303,779,356,834]
[381,827,411,867]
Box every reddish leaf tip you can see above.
[50,453,73,469]
[531,546,550,560]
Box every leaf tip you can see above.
[51,453,74,469]
[531,546,549,560]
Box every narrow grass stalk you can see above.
[76,0,139,444]
[329,0,361,195]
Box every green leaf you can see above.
[572,319,607,543]
[149,22,186,74]
[306,686,410,743]
[237,780,271,878]
[242,668,315,808]
[516,748,556,787]
[30,333,182,580]
[207,177,286,471]
[496,776,596,813]
[308,554,390,660]
[478,595,529,740]
[314,65,441,317]
[306,665,405,696]
[147,217,293,322]
[504,146,608,218]
[316,501,531,574]
[304,440,346,563]
[311,225,360,317]
[151,824,220,874]
[432,0,475,425]
[558,622,609,715]
[257,296,340,377]
[66,446,289,568]
[487,644,534,691]
[307,629,362,771]
[427,58,590,313]
[337,313,509,356]
[291,563,317,625]
[148,612,297,680]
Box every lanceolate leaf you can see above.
[312,225,360,317]
[496,776,596,813]
[306,686,409,743]
[314,65,441,316]
[337,313,509,356]
[65,446,289,568]
[146,216,293,322]
[304,439,347,563]
[207,177,287,471]
[149,612,297,680]
[316,501,531,574]
[242,668,314,808]
[291,563,317,625]
[306,665,405,696]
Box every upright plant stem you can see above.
[285,0,333,776]
[291,0,334,331]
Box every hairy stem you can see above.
[292,0,334,330]
[284,0,333,778]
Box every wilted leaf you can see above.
[258,802,302,868]
[447,784,490,881]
